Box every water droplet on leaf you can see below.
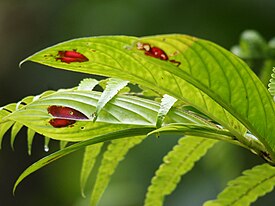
[44,145,49,152]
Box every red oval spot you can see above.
[137,42,181,66]
[146,47,168,60]
[137,42,168,60]
[48,105,88,120]
[49,119,76,128]
[48,106,88,128]
[56,50,88,64]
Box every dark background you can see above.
[0,0,275,205]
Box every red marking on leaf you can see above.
[169,59,181,66]
[136,42,180,66]
[48,105,88,119]
[56,50,88,64]
[48,106,88,128]
[145,47,169,60]
[49,119,76,128]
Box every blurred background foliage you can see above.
[0,0,275,205]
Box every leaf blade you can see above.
[90,136,146,206]
[203,163,275,206]
[156,94,177,128]
[22,34,275,158]
[6,90,197,142]
[10,122,24,150]
[13,127,154,194]
[93,78,129,121]
[145,136,217,206]
[27,128,35,155]
[80,143,103,197]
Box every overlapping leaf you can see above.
[93,78,129,121]
[4,90,199,142]
[156,94,177,128]
[21,34,275,160]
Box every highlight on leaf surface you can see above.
[77,78,99,91]
[0,77,206,159]
[93,78,129,121]
[4,90,199,142]
[156,94,177,128]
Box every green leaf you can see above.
[5,90,197,142]
[260,60,275,87]
[21,34,275,160]
[0,92,56,148]
[0,103,17,148]
[150,123,267,162]
[13,127,154,194]
[268,67,275,97]
[203,163,275,206]
[231,30,268,59]
[90,135,146,206]
[144,136,217,206]
[93,78,129,121]
[80,143,103,197]
[27,128,35,155]
[138,85,161,98]
[149,123,235,143]
[59,140,68,150]
[44,136,50,152]
[0,121,14,149]
[156,94,177,128]
[10,122,24,150]
[78,78,99,91]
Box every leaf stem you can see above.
[149,123,274,164]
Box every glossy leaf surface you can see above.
[21,34,275,158]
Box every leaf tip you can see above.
[10,142,15,151]
[19,58,29,68]
[81,189,86,198]
[12,179,21,196]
